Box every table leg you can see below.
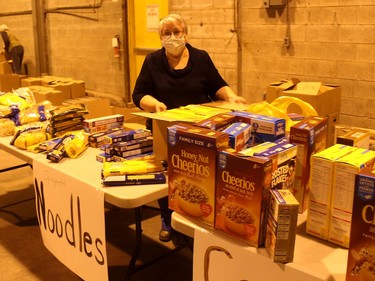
[0,163,31,173]
[124,206,143,281]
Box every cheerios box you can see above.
[346,167,375,281]
[167,123,229,227]
[214,149,272,247]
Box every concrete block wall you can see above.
[44,0,126,105]
[171,0,375,129]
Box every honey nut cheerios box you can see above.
[214,149,272,247]
[167,123,229,227]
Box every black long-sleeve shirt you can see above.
[132,43,228,110]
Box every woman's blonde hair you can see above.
[158,14,188,37]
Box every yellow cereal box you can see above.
[329,148,375,248]
[167,123,229,227]
[306,144,357,240]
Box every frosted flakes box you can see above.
[214,149,272,247]
[167,123,229,227]
[229,111,286,146]
[289,116,328,213]
[346,167,375,281]
[254,142,298,192]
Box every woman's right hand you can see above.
[155,101,167,112]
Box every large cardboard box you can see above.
[265,79,341,117]
[306,144,357,241]
[0,74,20,92]
[214,150,272,247]
[168,123,229,227]
[289,116,328,213]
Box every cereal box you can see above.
[194,112,237,131]
[215,149,272,247]
[329,148,375,248]
[306,144,357,240]
[230,111,286,146]
[289,116,328,213]
[335,125,371,149]
[222,122,251,151]
[266,189,299,263]
[254,142,298,192]
[168,123,229,227]
[346,167,375,281]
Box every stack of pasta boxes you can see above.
[83,114,153,162]
[166,110,326,263]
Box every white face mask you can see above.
[162,35,186,56]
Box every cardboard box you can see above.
[335,125,371,149]
[346,167,375,281]
[289,116,328,213]
[29,85,69,105]
[329,148,375,248]
[63,97,112,119]
[21,77,43,87]
[266,189,299,263]
[70,79,86,98]
[265,79,341,117]
[0,61,13,74]
[133,105,230,161]
[0,74,20,92]
[306,144,357,240]
[167,123,229,227]
[214,150,272,247]
[327,111,340,147]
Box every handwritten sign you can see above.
[33,158,108,281]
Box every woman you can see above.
[0,24,24,74]
[132,14,245,242]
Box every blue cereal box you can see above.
[222,122,251,151]
[230,111,286,146]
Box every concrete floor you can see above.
[0,149,193,281]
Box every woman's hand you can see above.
[140,95,167,112]
[215,86,246,104]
